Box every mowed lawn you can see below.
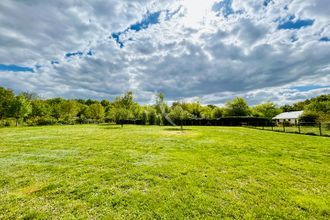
[0,125,329,219]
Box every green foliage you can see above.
[0,86,328,127]
[252,102,282,119]
[0,87,15,119]
[108,107,130,126]
[300,94,330,123]
[200,106,213,119]
[9,95,32,125]
[168,105,192,129]
[86,103,105,121]
[299,111,320,123]
[60,100,79,120]
[212,107,223,119]
[26,116,57,126]
[101,99,110,107]
[224,97,251,116]
[31,100,51,117]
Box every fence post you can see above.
[319,123,322,136]
[283,123,285,132]
[298,123,301,134]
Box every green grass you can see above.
[0,125,329,219]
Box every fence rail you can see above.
[245,122,330,137]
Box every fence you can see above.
[246,122,330,137]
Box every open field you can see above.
[0,125,329,219]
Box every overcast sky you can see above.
[0,0,329,105]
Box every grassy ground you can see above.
[0,125,329,219]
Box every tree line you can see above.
[0,86,329,127]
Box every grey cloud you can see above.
[0,0,329,105]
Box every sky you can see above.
[0,0,329,106]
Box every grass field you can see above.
[0,125,329,219]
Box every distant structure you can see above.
[272,111,304,125]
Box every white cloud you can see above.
[0,0,329,105]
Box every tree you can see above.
[252,102,282,119]
[299,111,319,124]
[112,108,130,127]
[101,99,110,107]
[200,106,213,119]
[304,98,330,122]
[85,99,99,106]
[224,97,251,116]
[0,87,15,120]
[148,108,157,125]
[21,91,39,101]
[281,104,295,112]
[168,106,192,130]
[86,103,105,122]
[212,107,223,119]
[114,91,134,109]
[31,100,51,117]
[110,91,136,126]
[10,95,32,126]
[60,100,79,123]
[154,92,171,125]
[182,102,202,118]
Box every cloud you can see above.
[0,0,329,105]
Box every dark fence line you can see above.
[120,117,272,126]
[245,122,330,137]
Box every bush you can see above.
[299,112,319,124]
[27,116,57,126]
[0,118,16,127]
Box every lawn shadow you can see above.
[163,127,192,131]
[98,124,122,129]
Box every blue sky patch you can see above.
[263,0,272,7]
[111,11,162,48]
[51,60,60,65]
[0,64,34,72]
[87,50,94,56]
[320,37,330,42]
[213,0,234,17]
[65,51,83,58]
[291,85,329,92]
[278,18,314,30]
[111,33,124,48]
[129,11,161,32]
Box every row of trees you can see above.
[0,86,329,127]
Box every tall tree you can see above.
[212,107,224,119]
[168,105,192,130]
[60,100,79,122]
[31,100,51,117]
[10,95,32,126]
[224,97,251,116]
[252,102,282,119]
[111,91,136,126]
[86,103,105,122]
[0,87,15,120]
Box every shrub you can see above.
[27,116,57,126]
[299,111,319,124]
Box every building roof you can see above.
[272,111,304,120]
